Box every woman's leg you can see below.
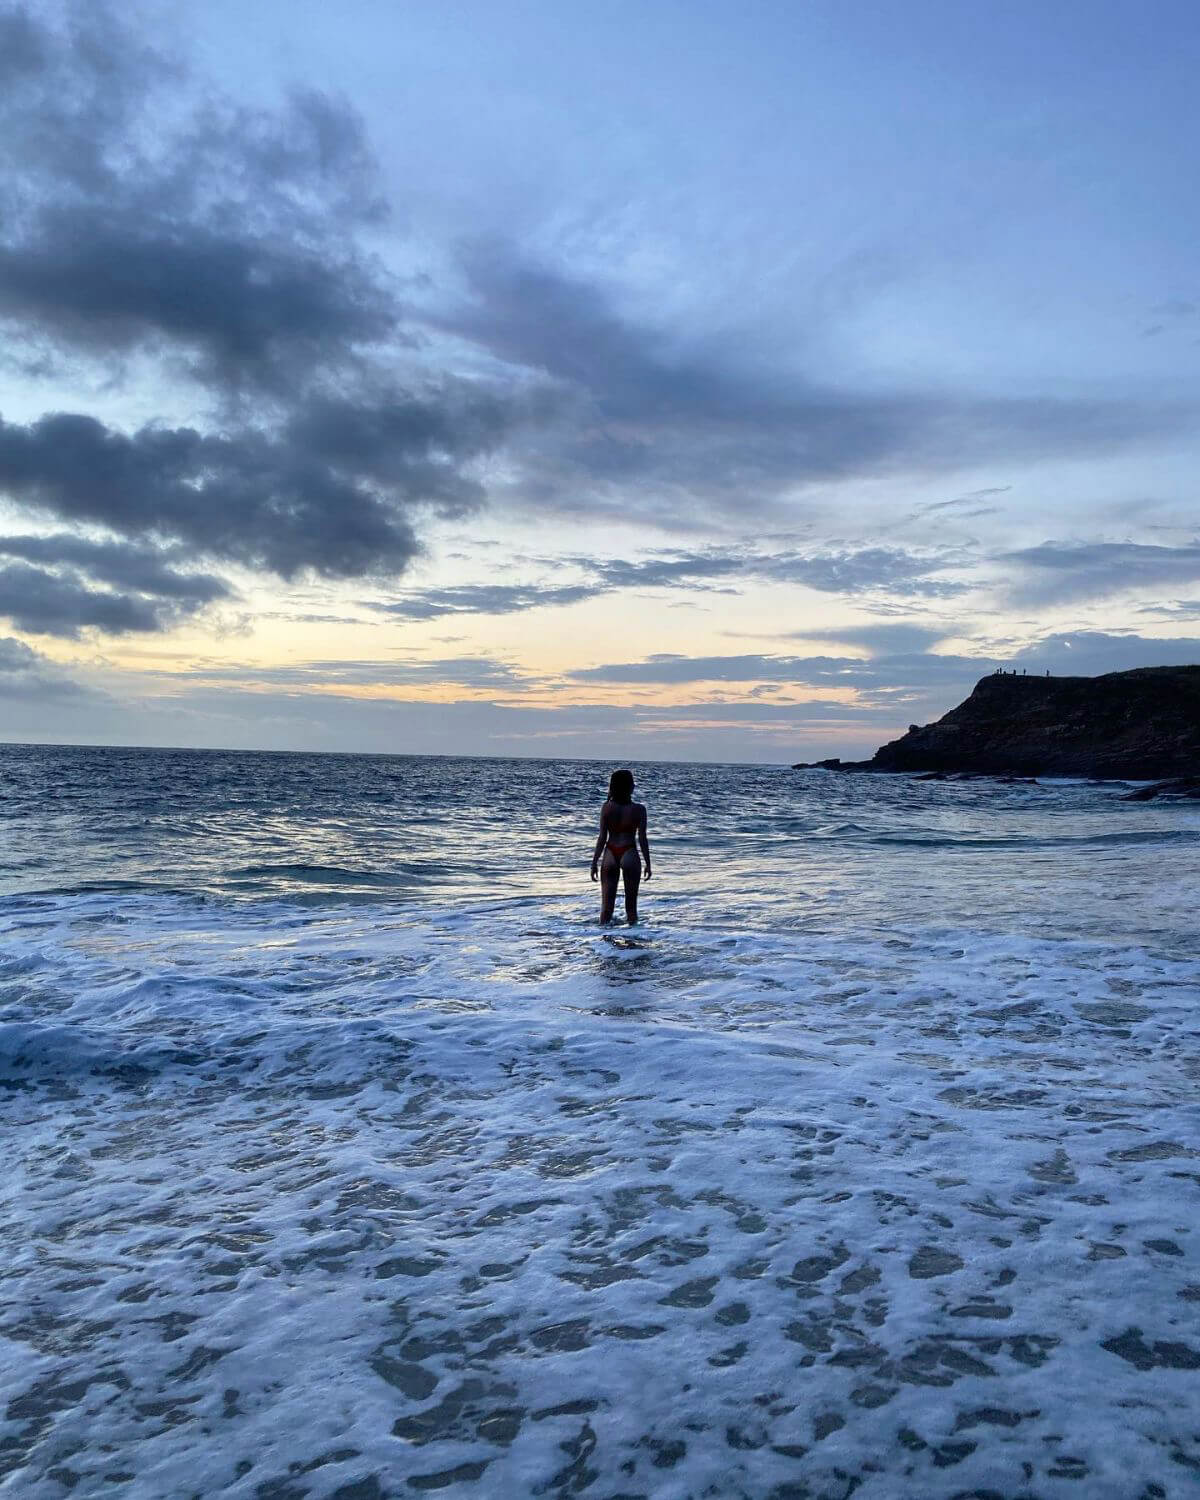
[599,849,620,924]
[621,850,642,924]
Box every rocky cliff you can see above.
[848,666,1200,779]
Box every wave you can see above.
[865,828,1200,850]
[231,862,425,887]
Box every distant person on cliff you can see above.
[590,768,651,924]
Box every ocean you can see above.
[1,744,1198,1498]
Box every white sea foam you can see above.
[2,883,1199,1498]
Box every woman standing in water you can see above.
[590,768,651,925]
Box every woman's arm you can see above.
[638,804,651,878]
[590,803,609,881]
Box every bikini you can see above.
[606,804,638,861]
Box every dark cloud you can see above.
[2,2,1194,667]
[0,533,228,601]
[0,561,177,637]
[377,582,599,621]
[587,548,967,597]
[0,9,389,392]
[1003,541,1200,605]
[0,396,511,581]
[278,387,523,526]
[0,5,523,627]
[0,6,165,200]
[0,532,231,637]
[0,634,94,699]
[376,545,968,621]
[445,244,1193,516]
[589,553,747,589]
[0,209,394,390]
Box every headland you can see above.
[795,664,1200,781]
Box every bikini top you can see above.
[607,801,639,847]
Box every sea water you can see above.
[1,744,1198,1498]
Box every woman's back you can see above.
[604,799,642,839]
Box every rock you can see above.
[857,666,1200,781]
[1120,776,1200,801]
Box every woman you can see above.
[590,767,652,925]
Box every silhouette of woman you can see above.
[590,768,651,924]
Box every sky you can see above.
[1,0,1198,763]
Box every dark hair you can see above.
[608,768,635,803]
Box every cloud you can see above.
[1137,600,1200,621]
[1003,541,1200,605]
[444,244,1194,517]
[591,547,967,597]
[376,545,969,621]
[0,533,228,602]
[0,204,393,392]
[13,628,1194,761]
[567,650,988,689]
[0,634,95,699]
[949,486,1012,504]
[570,653,820,684]
[151,654,530,690]
[377,582,599,621]
[0,5,526,630]
[568,632,1200,705]
[588,553,747,589]
[1008,630,1200,676]
[2,681,891,761]
[0,395,512,581]
[0,561,179,637]
[2,1,1195,671]
[903,487,1010,526]
[800,622,953,654]
[1148,299,1196,321]
[0,532,232,637]
[763,548,969,597]
[261,612,378,626]
[0,9,389,393]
